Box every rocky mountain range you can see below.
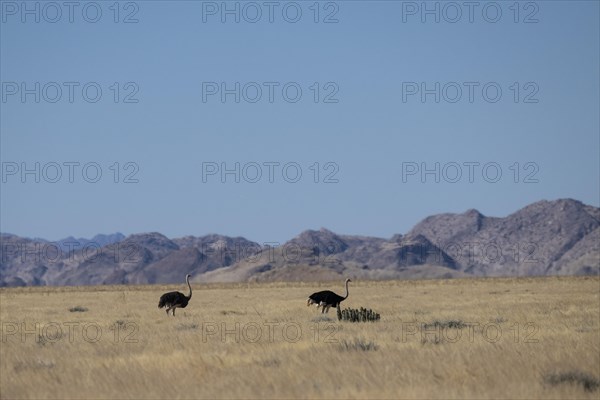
[1,199,598,287]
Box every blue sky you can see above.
[1,0,599,243]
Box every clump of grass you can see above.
[176,323,199,331]
[311,315,333,323]
[423,320,466,330]
[37,334,47,347]
[68,306,88,312]
[220,310,245,315]
[338,338,378,351]
[421,336,442,345]
[337,307,380,322]
[544,371,600,392]
[259,358,281,367]
[36,359,55,369]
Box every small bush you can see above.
[338,338,378,351]
[337,307,380,322]
[545,371,600,392]
[68,306,88,312]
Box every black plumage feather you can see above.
[309,290,345,307]
[158,274,192,315]
[308,279,351,311]
[158,291,189,309]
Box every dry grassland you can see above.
[1,276,598,399]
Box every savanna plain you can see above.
[1,276,599,399]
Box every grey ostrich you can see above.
[158,274,192,316]
[307,278,351,313]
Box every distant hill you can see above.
[0,199,598,286]
[407,199,599,276]
[0,232,260,286]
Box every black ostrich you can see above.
[158,274,192,316]
[307,278,351,313]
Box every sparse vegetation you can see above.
[1,277,598,399]
[545,371,600,392]
[338,338,378,351]
[258,358,281,368]
[423,319,467,330]
[176,323,199,331]
[311,315,333,323]
[68,306,88,312]
[36,334,47,347]
[220,310,245,315]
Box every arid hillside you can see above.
[1,199,598,286]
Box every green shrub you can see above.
[337,307,380,322]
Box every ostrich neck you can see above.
[344,281,349,299]
[186,277,192,299]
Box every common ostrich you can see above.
[158,274,192,316]
[307,278,351,314]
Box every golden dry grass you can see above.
[1,276,599,399]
